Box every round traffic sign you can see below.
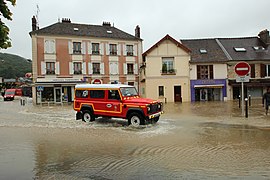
[234,61,251,76]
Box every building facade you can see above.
[181,39,228,101]
[140,35,191,103]
[30,17,142,105]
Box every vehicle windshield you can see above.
[120,87,138,97]
[5,91,15,95]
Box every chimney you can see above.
[32,16,37,31]
[258,29,270,46]
[135,25,140,38]
[102,22,111,27]
[62,18,71,23]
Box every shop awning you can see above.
[194,84,224,89]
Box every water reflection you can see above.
[1,100,270,179]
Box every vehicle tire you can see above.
[153,117,159,123]
[82,110,95,122]
[128,112,145,127]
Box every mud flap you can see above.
[76,111,82,120]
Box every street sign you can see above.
[236,75,250,82]
[37,86,44,92]
[234,62,251,76]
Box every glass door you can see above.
[54,87,62,103]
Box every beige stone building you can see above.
[30,17,142,104]
[140,35,191,103]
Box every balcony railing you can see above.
[161,69,177,75]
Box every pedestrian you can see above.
[262,88,270,115]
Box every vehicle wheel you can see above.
[128,112,145,127]
[82,110,95,122]
[153,117,159,123]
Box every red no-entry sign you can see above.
[234,61,251,76]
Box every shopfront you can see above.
[33,78,86,105]
[191,79,227,102]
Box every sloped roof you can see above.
[30,22,142,41]
[142,34,191,56]
[181,38,228,63]
[217,37,270,61]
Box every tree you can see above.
[0,0,16,49]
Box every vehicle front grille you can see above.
[149,103,162,114]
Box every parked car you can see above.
[3,88,22,101]
[73,84,163,127]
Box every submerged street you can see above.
[1,99,270,179]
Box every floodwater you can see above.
[1,98,270,180]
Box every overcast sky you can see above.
[1,0,270,59]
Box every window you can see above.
[46,62,55,75]
[197,65,213,79]
[234,47,246,52]
[75,90,88,98]
[266,64,270,77]
[93,63,100,74]
[90,90,105,99]
[92,43,100,55]
[108,90,120,100]
[128,82,134,86]
[44,40,55,54]
[162,57,175,74]
[200,48,207,54]
[127,63,134,74]
[73,62,82,74]
[73,42,81,54]
[159,86,164,96]
[126,45,133,56]
[109,44,117,55]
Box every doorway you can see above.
[54,87,62,103]
[174,86,182,102]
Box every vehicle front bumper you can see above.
[148,111,164,119]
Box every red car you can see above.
[3,89,22,101]
[73,84,163,127]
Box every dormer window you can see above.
[253,46,265,51]
[234,47,246,52]
[107,30,112,34]
[199,48,207,54]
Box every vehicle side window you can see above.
[108,90,120,100]
[75,90,89,98]
[90,90,105,99]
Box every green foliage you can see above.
[0,52,32,79]
[0,0,16,49]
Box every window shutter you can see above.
[41,61,46,75]
[197,65,201,79]
[109,62,113,74]
[82,62,86,74]
[51,40,56,53]
[69,62,73,74]
[106,43,110,55]
[100,63,104,74]
[100,43,104,55]
[44,40,49,53]
[68,41,73,54]
[134,44,137,56]
[250,64,255,78]
[55,62,60,75]
[81,42,86,54]
[123,63,127,75]
[117,44,121,56]
[115,62,119,74]
[134,63,138,74]
[88,62,93,74]
[88,42,92,55]
[261,64,266,77]
[123,44,127,56]
[209,65,213,79]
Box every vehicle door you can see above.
[105,89,122,116]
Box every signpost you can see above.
[234,62,251,116]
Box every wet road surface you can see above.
[0,99,270,179]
